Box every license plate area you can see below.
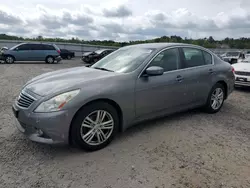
[236,77,247,82]
[12,106,19,118]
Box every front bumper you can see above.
[234,75,250,87]
[12,102,77,145]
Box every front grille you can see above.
[17,92,35,108]
[235,71,250,76]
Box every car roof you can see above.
[21,43,54,46]
[123,42,207,50]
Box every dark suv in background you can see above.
[60,49,75,59]
[0,43,62,64]
[82,49,115,64]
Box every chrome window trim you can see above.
[138,45,215,78]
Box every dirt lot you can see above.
[0,59,250,188]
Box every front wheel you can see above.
[204,83,225,113]
[5,56,15,64]
[70,102,119,151]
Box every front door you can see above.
[135,47,188,118]
[13,44,31,61]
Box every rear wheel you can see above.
[67,55,72,60]
[70,102,119,151]
[45,56,54,64]
[5,56,15,64]
[204,83,225,113]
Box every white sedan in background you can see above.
[232,57,250,87]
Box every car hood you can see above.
[82,52,94,56]
[232,63,250,72]
[24,66,117,96]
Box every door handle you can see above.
[176,75,183,82]
[208,69,214,74]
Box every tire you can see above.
[45,56,55,64]
[67,55,72,60]
[204,83,225,113]
[70,102,119,151]
[5,55,15,64]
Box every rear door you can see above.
[29,44,45,61]
[178,47,214,105]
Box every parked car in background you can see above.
[60,49,75,59]
[232,56,250,87]
[82,49,115,64]
[12,43,235,151]
[0,43,62,64]
[0,46,8,52]
[221,51,245,64]
[245,51,250,58]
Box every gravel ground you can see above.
[1,59,250,188]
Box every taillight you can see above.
[232,66,235,73]
[57,50,61,54]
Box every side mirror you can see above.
[145,66,164,76]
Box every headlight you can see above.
[34,89,80,112]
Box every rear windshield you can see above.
[53,44,60,51]
[226,52,240,56]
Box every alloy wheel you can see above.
[80,110,114,146]
[6,56,14,64]
[211,88,224,110]
[47,57,54,63]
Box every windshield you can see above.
[94,49,106,54]
[226,52,240,56]
[9,44,22,50]
[91,47,155,73]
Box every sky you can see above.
[1,0,250,41]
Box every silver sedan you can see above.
[12,43,235,151]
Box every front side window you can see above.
[182,48,206,68]
[18,44,30,51]
[149,48,179,72]
[91,47,155,73]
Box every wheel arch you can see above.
[216,80,228,99]
[68,98,123,145]
[4,54,16,61]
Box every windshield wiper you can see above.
[93,67,114,72]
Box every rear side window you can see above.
[43,45,55,50]
[30,44,44,50]
[182,48,205,68]
[202,51,213,65]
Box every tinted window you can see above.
[30,44,44,50]
[18,44,30,51]
[149,48,179,72]
[202,51,213,65]
[182,48,205,68]
[44,45,55,50]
